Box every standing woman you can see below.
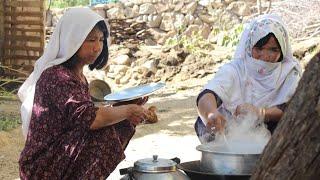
[18,8,148,179]
[195,14,302,143]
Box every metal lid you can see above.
[133,155,177,173]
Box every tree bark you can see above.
[251,50,320,179]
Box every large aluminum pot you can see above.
[196,144,260,175]
[120,155,190,180]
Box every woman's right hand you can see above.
[125,104,148,126]
[206,110,226,133]
[92,104,148,129]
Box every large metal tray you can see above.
[104,82,165,103]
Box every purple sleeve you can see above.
[48,79,97,131]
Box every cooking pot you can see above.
[119,155,190,180]
[196,143,260,175]
[177,160,250,180]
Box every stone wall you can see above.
[47,0,256,45]
[45,0,264,88]
[44,0,320,89]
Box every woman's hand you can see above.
[197,92,226,133]
[235,103,265,121]
[91,102,149,129]
[235,103,259,116]
[125,104,148,126]
[114,97,149,125]
[206,110,226,133]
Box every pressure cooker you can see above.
[119,155,190,180]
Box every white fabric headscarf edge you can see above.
[18,7,108,139]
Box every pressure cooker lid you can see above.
[134,155,177,173]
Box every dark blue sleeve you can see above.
[195,89,222,143]
[196,89,222,107]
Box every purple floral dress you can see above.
[19,65,135,180]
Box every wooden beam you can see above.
[5,1,43,8]
[4,11,43,17]
[4,20,44,26]
[4,27,43,33]
[5,34,42,42]
[4,44,43,52]
[4,55,40,60]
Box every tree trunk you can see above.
[251,51,320,179]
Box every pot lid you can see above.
[134,155,177,173]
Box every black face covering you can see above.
[88,21,109,70]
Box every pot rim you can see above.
[177,160,252,176]
[196,145,261,156]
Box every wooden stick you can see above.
[0,79,24,88]
[0,95,19,101]
[0,65,29,76]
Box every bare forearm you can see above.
[90,106,128,130]
[198,93,218,125]
[265,106,283,122]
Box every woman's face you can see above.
[252,36,281,63]
[77,27,104,65]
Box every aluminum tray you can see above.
[104,82,165,103]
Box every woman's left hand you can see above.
[235,103,260,117]
[235,103,267,122]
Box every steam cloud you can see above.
[200,106,271,154]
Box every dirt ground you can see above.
[0,83,206,180]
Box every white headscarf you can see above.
[204,14,302,113]
[18,7,110,138]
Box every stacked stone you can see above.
[108,19,153,45]
[46,0,254,45]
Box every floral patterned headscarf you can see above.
[204,14,302,113]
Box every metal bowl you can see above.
[89,79,111,102]
[196,144,260,175]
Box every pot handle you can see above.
[170,157,181,164]
[119,167,133,175]
[119,167,136,180]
